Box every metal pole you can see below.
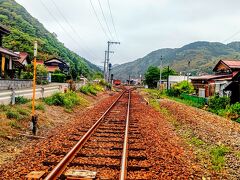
[106,42,110,83]
[159,55,162,89]
[187,60,190,82]
[167,66,169,90]
[106,41,120,83]
[104,51,107,82]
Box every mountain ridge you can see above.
[112,41,240,80]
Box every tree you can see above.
[36,64,48,84]
[144,66,178,88]
[162,66,177,79]
[144,66,160,88]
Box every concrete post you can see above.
[41,87,44,98]
[11,89,15,105]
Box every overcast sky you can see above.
[15,0,240,66]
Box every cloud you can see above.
[15,0,240,65]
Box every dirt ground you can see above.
[0,91,111,166]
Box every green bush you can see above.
[208,95,230,113]
[21,71,33,79]
[180,93,207,108]
[88,85,97,96]
[166,88,179,97]
[44,91,80,109]
[79,85,89,94]
[15,96,30,104]
[225,102,240,122]
[79,84,103,96]
[167,81,194,97]
[51,73,66,83]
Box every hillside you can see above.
[0,0,100,78]
[112,41,240,80]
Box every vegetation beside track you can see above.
[140,88,240,178]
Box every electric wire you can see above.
[89,0,111,40]
[222,29,240,43]
[97,0,114,40]
[50,0,100,60]
[39,0,95,60]
[107,0,118,41]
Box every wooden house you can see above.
[44,58,70,74]
[191,60,240,101]
[0,25,20,79]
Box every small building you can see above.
[191,60,240,99]
[44,58,70,74]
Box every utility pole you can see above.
[32,41,38,135]
[187,60,191,81]
[104,50,114,82]
[108,63,112,83]
[159,55,163,89]
[106,41,120,83]
[103,51,107,81]
[167,66,170,90]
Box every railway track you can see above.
[28,89,151,179]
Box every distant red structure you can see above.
[113,79,121,85]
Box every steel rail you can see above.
[44,90,126,180]
[119,90,131,180]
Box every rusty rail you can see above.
[119,90,131,180]
[44,90,126,180]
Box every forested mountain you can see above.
[0,0,100,78]
[112,41,240,80]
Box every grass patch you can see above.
[35,103,45,111]
[189,137,205,146]
[0,104,11,111]
[6,110,21,120]
[210,145,230,171]
[44,91,80,109]
[16,108,30,116]
[15,96,30,104]
[79,84,104,96]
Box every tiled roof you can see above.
[191,74,232,80]
[222,60,240,68]
[36,60,44,65]
[14,52,28,63]
[0,47,19,57]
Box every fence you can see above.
[0,79,32,90]
[0,83,84,105]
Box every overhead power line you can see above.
[39,0,96,60]
[50,0,99,60]
[97,0,114,40]
[89,0,111,40]
[222,29,240,43]
[107,0,118,41]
